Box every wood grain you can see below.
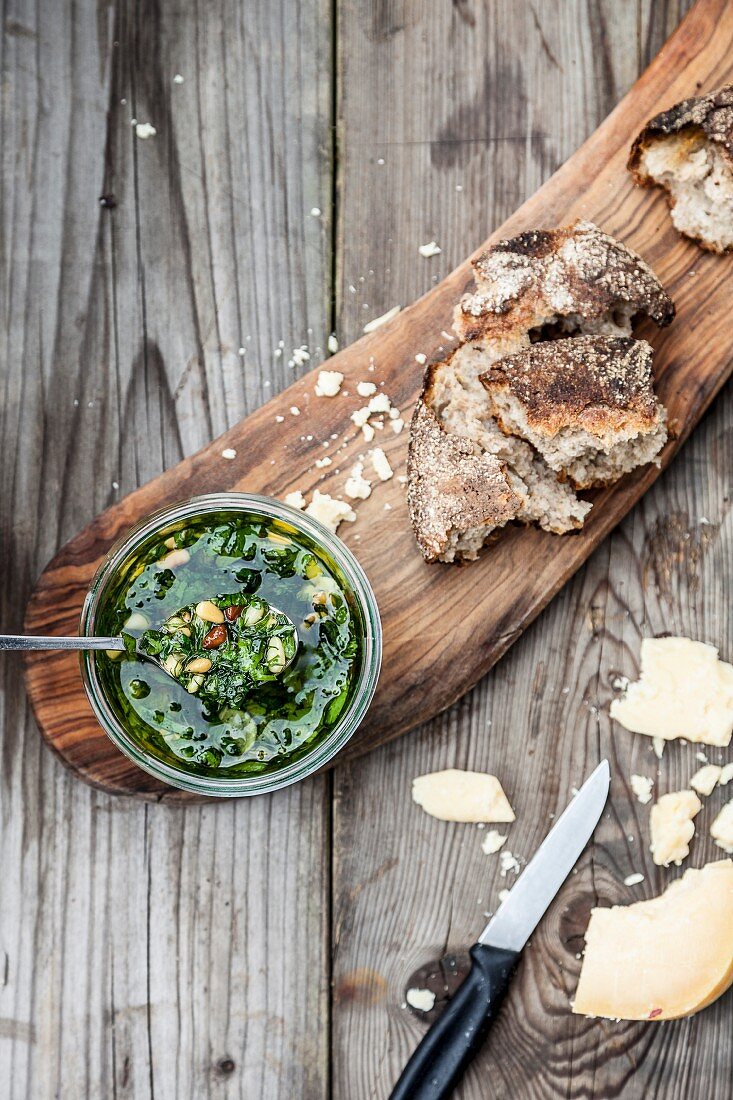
[22,0,733,804]
[1,1,332,1097]
[331,2,732,1099]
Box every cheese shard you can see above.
[573,860,733,1020]
[690,764,722,796]
[411,769,515,823]
[711,801,733,854]
[610,637,733,747]
[650,790,701,866]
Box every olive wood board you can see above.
[23,0,733,800]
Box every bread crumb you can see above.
[135,122,156,139]
[363,305,401,333]
[630,774,654,804]
[221,448,237,460]
[370,447,393,481]
[284,490,306,510]
[481,830,507,855]
[406,988,436,1012]
[315,370,344,397]
[418,240,442,258]
[357,381,377,397]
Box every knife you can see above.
[389,760,610,1100]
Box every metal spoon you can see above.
[0,604,300,680]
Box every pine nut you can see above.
[186,657,212,674]
[186,673,205,693]
[195,600,225,624]
[124,611,149,632]
[266,636,286,674]
[163,652,185,677]
[164,536,177,550]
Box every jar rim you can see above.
[80,492,382,796]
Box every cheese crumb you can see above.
[690,764,722,796]
[135,122,157,139]
[418,240,442,258]
[623,873,645,887]
[610,637,733,747]
[290,406,301,416]
[368,393,391,415]
[498,889,510,904]
[315,456,332,469]
[304,490,355,533]
[415,353,427,365]
[499,850,521,877]
[275,415,285,423]
[344,462,372,500]
[289,345,310,368]
[356,381,377,397]
[711,800,733,853]
[327,333,339,353]
[351,407,370,428]
[481,830,507,855]
[284,490,306,510]
[314,369,344,397]
[362,424,375,443]
[173,73,184,84]
[363,305,401,333]
[719,763,733,785]
[630,774,654,805]
[370,448,393,482]
[221,447,237,460]
[652,737,665,759]
[406,988,436,1012]
[391,418,404,434]
[650,790,702,866]
[412,770,515,823]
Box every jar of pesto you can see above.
[80,494,382,796]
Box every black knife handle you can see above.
[389,943,520,1100]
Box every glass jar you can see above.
[80,493,382,796]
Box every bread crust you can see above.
[628,83,733,180]
[406,397,520,562]
[455,220,674,343]
[479,335,662,440]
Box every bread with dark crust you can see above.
[455,220,674,344]
[406,399,520,563]
[479,335,668,488]
[628,84,733,252]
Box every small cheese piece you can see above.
[356,381,377,397]
[370,447,393,482]
[344,462,372,500]
[624,872,645,887]
[711,801,733,853]
[481,830,507,855]
[412,769,515,823]
[304,490,356,534]
[690,764,722,796]
[283,490,306,510]
[630,774,654,804]
[573,860,733,1020]
[610,637,733,747]
[314,369,344,397]
[720,762,733,786]
[650,790,702,866]
[406,988,436,1012]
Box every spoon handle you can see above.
[0,635,125,651]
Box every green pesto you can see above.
[96,511,362,777]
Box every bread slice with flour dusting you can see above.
[629,84,733,252]
[407,401,521,563]
[480,335,668,489]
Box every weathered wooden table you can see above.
[3,1,731,1097]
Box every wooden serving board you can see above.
[24,0,733,800]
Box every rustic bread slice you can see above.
[407,399,521,563]
[629,84,733,252]
[425,352,591,533]
[479,335,668,488]
[455,220,675,344]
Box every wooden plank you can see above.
[0,1,332,1097]
[329,2,733,1098]
[21,0,733,800]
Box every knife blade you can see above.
[388,760,610,1100]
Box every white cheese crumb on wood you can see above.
[368,393,391,414]
[498,888,510,904]
[304,490,355,533]
[314,370,344,397]
[711,800,733,853]
[499,850,521,877]
[719,762,733,785]
[418,240,442,258]
[411,769,515,823]
[275,415,285,423]
[415,353,427,365]
[363,305,401,333]
[652,736,665,759]
[481,830,507,855]
[650,790,702,866]
[284,490,306,510]
[221,448,237,460]
[327,333,339,353]
[135,122,156,139]
[391,418,404,434]
[344,462,372,500]
[406,988,436,1012]
[690,764,722,796]
[370,447,393,482]
[630,774,654,805]
[356,381,377,397]
[290,406,300,416]
[362,423,375,443]
[623,873,645,887]
[315,456,332,469]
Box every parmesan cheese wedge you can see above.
[573,860,733,1020]
[411,769,515,823]
[650,789,702,866]
[610,637,733,747]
